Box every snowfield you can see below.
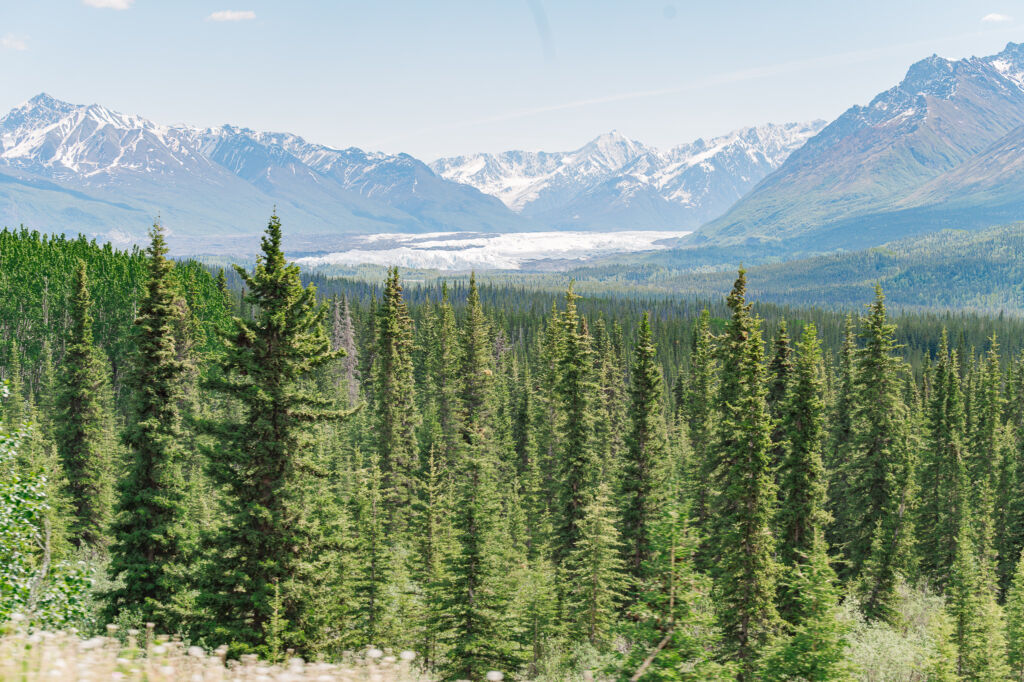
[293,230,692,271]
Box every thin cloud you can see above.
[982,13,1013,22]
[207,10,256,22]
[1,34,28,51]
[83,0,134,9]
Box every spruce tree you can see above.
[1006,550,1024,680]
[686,308,718,541]
[948,516,1010,679]
[371,267,421,534]
[916,332,968,591]
[350,451,390,647]
[826,314,857,553]
[555,285,600,565]
[776,323,830,623]
[591,317,627,483]
[105,223,193,628]
[998,429,1024,596]
[565,480,627,647]
[767,319,794,470]
[441,275,518,679]
[54,260,114,548]
[620,477,730,680]
[709,270,781,676]
[971,338,1004,588]
[3,341,26,428]
[330,295,360,406]
[758,533,851,681]
[622,312,668,584]
[423,284,463,469]
[200,215,350,654]
[846,286,915,621]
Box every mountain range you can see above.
[431,122,824,230]
[700,41,1024,251]
[0,94,816,246]
[0,93,526,244]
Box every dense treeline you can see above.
[9,219,1024,679]
[563,222,1024,313]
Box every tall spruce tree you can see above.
[3,342,26,428]
[371,267,421,533]
[565,480,627,647]
[686,308,718,543]
[758,531,850,681]
[622,312,668,584]
[200,215,350,655]
[767,319,794,471]
[555,285,600,566]
[105,224,193,628]
[709,270,781,677]
[948,515,1010,679]
[54,260,114,548]
[441,275,518,679]
[998,428,1024,596]
[917,332,968,591]
[826,314,857,553]
[846,286,915,622]
[776,324,830,623]
[423,284,463,469]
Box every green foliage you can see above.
[622,312,668,584]
[709,270,781,676]
[198,215,349,656]
[564,480,626,648]
[947,518,1010,678]
[372,267,421,534]
[105,224,195,629]
[759,534,851,681]
[54,261,115,548]
[0,399,92,630]
[846,287,915,623]
[19,223,1024,679]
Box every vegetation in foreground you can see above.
[0,626,429,681]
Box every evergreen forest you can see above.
[8,218,1024,680]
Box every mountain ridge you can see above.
[431,120,825,230]
[700,41,1024,248]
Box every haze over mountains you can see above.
[0,94,816,245]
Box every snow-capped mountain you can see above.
[701,42,1024,249]
[0,93,524,244]
[431,122,825,230]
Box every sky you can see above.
[1,1,1023,160]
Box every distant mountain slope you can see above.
[700,42,1024,248]
[568,223,1024,312]
[431,122,825,230]
[0,94,525,241]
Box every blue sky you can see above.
[1,1,1022,159]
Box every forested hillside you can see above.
[7,219,1024,679]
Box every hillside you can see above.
[700,42,1024,250]
[568,223,1024,312]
